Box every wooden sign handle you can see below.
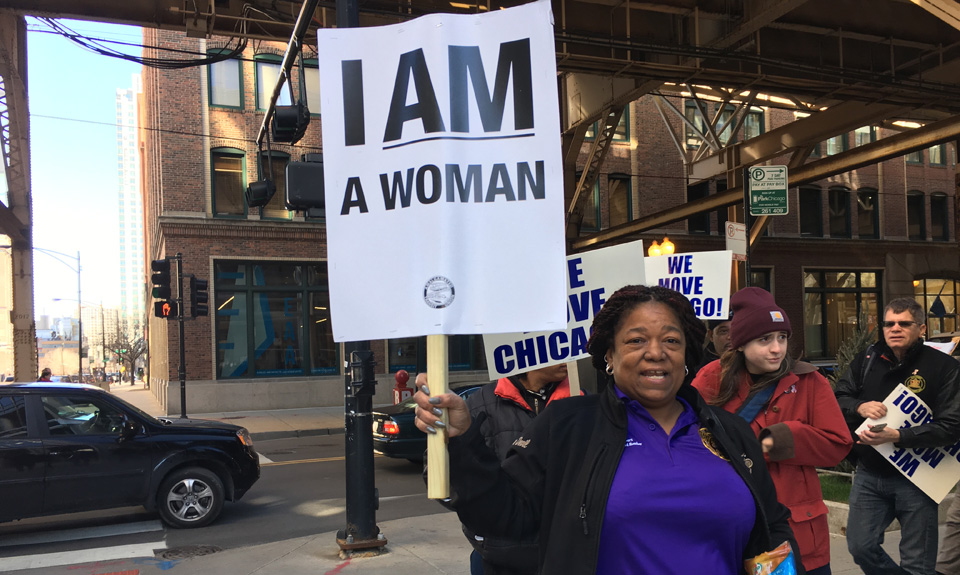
[426,334,450,499]
[567,360,581,397]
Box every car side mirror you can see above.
[119,416,141,441]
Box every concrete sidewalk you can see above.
[101,382,927,575]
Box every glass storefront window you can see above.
[915,279,960,335]
[253,293,303,376]
[804,270,882,359]
[216,292,248,378]
[215,261,337,379]
[388,337,421,372]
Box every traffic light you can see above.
[151,259,171,300]
[191,277,209,317]
[154,300,178,319]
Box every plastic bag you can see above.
[744,541,798,575]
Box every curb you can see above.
[250,427,345,442]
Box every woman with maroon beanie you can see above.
[693,287,852,575]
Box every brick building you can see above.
[141,29,958,413]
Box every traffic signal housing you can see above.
[191,277,209,317]
[154,300,178,319]
[151,259,171,300]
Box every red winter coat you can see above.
[692,360,853,572]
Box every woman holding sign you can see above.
[413,285,798,574]
[692,287,852,575]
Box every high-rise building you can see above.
[116,74,145,337]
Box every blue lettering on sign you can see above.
[548,331,569,361]
[494,344,515,374]
[491,329,581,375]
[892,389,909,406]
[900,396,919,415]
[515,338,537,369]
[567,258,585,288]
[657,276,704,295]
[919,447,946,469]
[666,255,693,275]
[570,326,588,357]
[888,448,921,477]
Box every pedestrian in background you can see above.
[697,315,733,373]
[836,297,960,575]
[461,363,573,575]
[413,285,798,574]
[38,367,53,382]
[693,287,851,575]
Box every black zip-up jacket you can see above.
[447,383,799,574]
[460,378,566,575]
[835,339,960,475]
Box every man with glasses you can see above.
[836,298,960,575]
[696,316,733,373]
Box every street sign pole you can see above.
[743,168,752,287]
[176,253,187,419]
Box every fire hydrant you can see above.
[393,369,413,404]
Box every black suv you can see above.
[0,383,260,528]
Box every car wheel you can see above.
[157,467,224,528]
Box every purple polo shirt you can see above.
[596,389,756,575]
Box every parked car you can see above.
[0,382,260,528]
[372,384,483,462]
[927,331,960,360]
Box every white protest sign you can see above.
[482,240,645,379]
[643,251,732,320]
[856,384,960,503]
[317,0,566,342]
[925,340,956,355]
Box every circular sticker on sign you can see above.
[424,276,455,309]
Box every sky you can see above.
[25,19,142,320]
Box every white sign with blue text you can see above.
[482,240,646,379]
[317,0,566,342]
[856,384,960,503]
[643,251,733,320]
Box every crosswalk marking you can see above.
[0,520,163,548]
[0,542,166,572]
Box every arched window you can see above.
[207,48,242,109]
[828,186,851,238]
[254,54,291,111]
[907,190,926,240]
[857,188,879,239]
[931,193,950,241]
[211,147,246,217]
[608,174,632,227]
[799,185,822,237]
[258,151,292,220]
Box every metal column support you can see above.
[566,105,625,241]
[574,112,960,250]
[0,14,34,380]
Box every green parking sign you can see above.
[747,166,789,216]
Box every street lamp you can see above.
[0,246,82,378]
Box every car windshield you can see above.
[106,393,163,423]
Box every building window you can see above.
[906,150,924,164]
[687,181,710,234]
[854,126,876,147]
[386,335,486,373]
[303,59,321,116]
[931,193,950,241]
[208,50,242,109]
[259,151,292,220]
[684,101,708,149]
[828,187,851,238]
[717,105,764,146]
[803,270,881,359]
[215,261,338,379]
[584,108,630,142]
[907,191,926,240]
[799,186,822,237]
[857,188,879,239]
[255,55,292,111]
[915,279,960,335]
[608,174,632,227]
[212,148,246,217]
[930,144,946,166]
[825,134,848,156]
[750,268,772,292]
